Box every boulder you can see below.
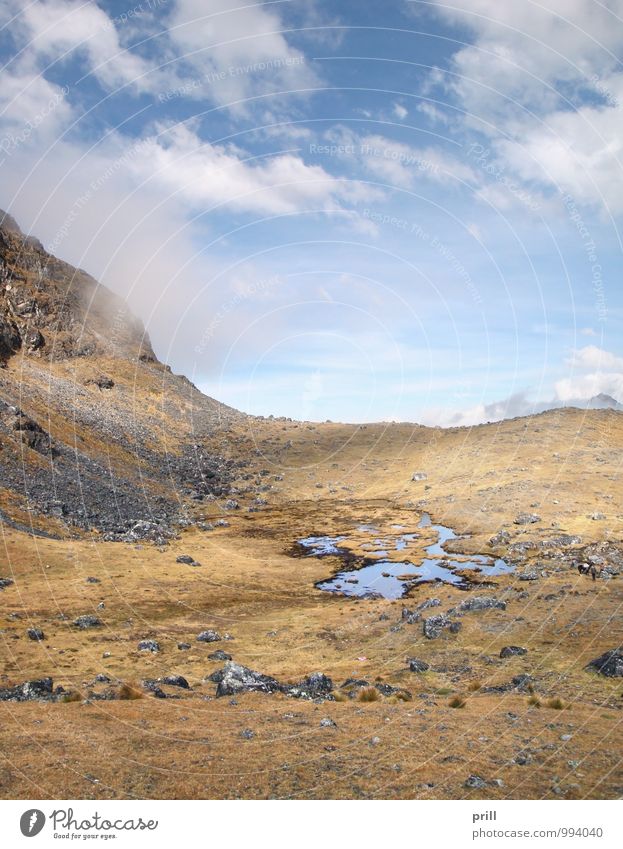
[212,662,283,697]
[287,672,333,699]
[586,648,623,678]
[500,646,528,658]
[408,658,430,673]
[73,615,103,629]
[0,677,55,702]
[138,639,160,653]
[423,614,452,639]
[197,630,221,643]
[27,628,45,641]
[208,649,232,661]
[514,513,540,525]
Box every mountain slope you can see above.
[0,210,246,539]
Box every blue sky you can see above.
[1,0,623,423]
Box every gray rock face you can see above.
[458,597,507,612]
[500,646,528,658]
[514,513,541,525]
[73,615,103,629]
[196,630,221,643]
[408,658,430,673]
[138,639,160,653]
[586,648,623,677]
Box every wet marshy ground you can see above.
[296,514,513,599]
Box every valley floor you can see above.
[1,409,623,799]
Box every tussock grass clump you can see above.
[435,687,453,696]
[448,695,466,709]
[393,690,412,702]
[467,681,482,692]
[357,686,380,702]
[333,690,350,703]
[118,683,143,701]
[527,694,541,708]
[61,691,81,703]
[546,696,566,710]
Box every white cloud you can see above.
[128,122,378,216]
[555,372,623,401]
[166,0,319,109]
[425,0,623,211]
[9,0,159,93]
[393,103,408,120]
[567,344,623,370]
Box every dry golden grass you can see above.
[1,402,622,799]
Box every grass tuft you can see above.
[467,681,482,692]
[357,686,380,702]
[527,694,541,708]
[448,695,466,709]
[546,696,565,710]
[118,683,143,701]
[61,691,82,703]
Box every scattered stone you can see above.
[224,499,239,510]
[27,628,45,641]
[197,630,221,643]
[408,658,430,673]
[320,717,337,728]
[514,513,541,525]
[176,555,195,564]
[458,597,506,612]
[489,530,511,547]
[85,576,100,584]
[73,615,102,629]
[370,736,381,746]
[177,642,191,650]
[94,674,110,683]
[423,614,452,640]
[161,675,190,689]
[208,649,232,661]
[500,646,528,658]
[241,729,254,739]
[586,648,623,678]
[517,570,539,581]
[590,512,606,521]
[0,577,14,590]
[465,775,487,789]
[411,472,428,482]
[138,640,160,653]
